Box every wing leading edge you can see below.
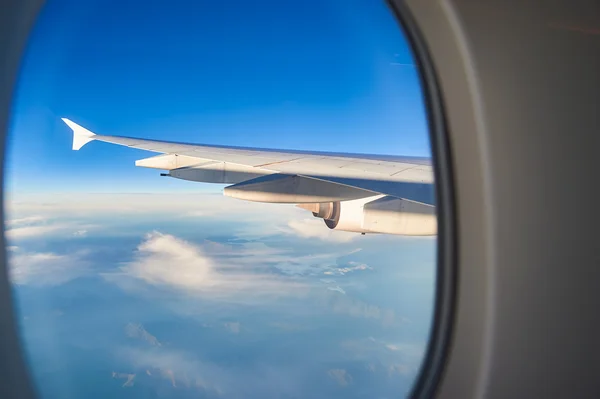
[62,118,437,235]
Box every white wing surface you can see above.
[62,118,436,235]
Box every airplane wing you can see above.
[62,118,436,235]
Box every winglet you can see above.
[61,118,96,150]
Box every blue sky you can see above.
[6,0,430,193]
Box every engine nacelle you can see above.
[301,195,437,236]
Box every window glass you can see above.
[6,1,436,398]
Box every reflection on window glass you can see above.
[6,1,436,398]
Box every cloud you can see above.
[5,215,47,227]
[378,340,426,360]
[112,372,136,387]
[327,369,352,387]
[105,232,391,327]
[106,231,308,301]
[98,230,395,328]
[322,261,372,276]
[118,346,307,397]
[327,286,346,295]
[266,247,364,277]
[284,218,358,243]
[6,193,294,222]
[4,214,95,240]
[8,250,89,286]
[390,62,416,67]
[6,224,66,239]
[115,348,227,394]
[108,232,368,297]
[125,323,161,346]
[115,232,214,289]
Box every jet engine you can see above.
[298,195,437,236]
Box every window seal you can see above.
[385,1,458,398]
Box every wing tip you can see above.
[61,117,96,151]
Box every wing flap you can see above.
[168,162,270,184]
[223,174,377,203]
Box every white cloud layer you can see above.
[5,192,367,242]
[5,215,48,227]
[8,250,88,286]
[6,224,68,239]
[6,193,294,221]
[107,231,308,300]
[4,213,95,240]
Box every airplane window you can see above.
[5,1,437,398]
